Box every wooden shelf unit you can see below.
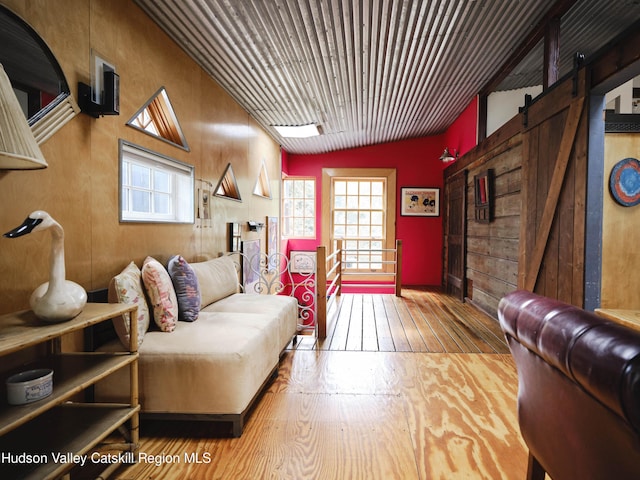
[0,303,139,480]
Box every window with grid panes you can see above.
[119,140,194,223]
[332,178,385,271]
[282,178,315,238]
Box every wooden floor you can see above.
[78,290,528,480]
[294,287,509,353]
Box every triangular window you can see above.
[215,163,242,201]
[253,159,272,198]
[127,87,189,151]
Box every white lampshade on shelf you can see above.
[0,63,48,169]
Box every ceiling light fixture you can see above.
[439,147,458,163]
[273,124,320,138]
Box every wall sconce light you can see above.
[0,64,48,169]
[78,69,120,118]
[247,221,264,232]
[439,147,458,163]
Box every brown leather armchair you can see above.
[498,290,640,480]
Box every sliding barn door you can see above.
[518,70,589,306]
[444,170,467,300]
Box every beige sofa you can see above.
[95,255,298,437]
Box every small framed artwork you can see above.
[267,216,278,269]
[200,188,210,220]
[400,187,440,216]
[290,250,316,274]
[474,169,493,223]
[241,239,261,293]
[267,216,278,255]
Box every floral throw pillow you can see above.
[167,255,201,322]
[141,256,178,332]
[108,261,151,348]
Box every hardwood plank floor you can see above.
[96,350,527,479]
[75,289,525,479]
[295,287,509,354]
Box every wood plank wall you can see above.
[464,140,522,316]
[443,170,466,300]
[445,19,640,316]
[519,89,587,307]
[444,72,589,316]
[0,0,282,318]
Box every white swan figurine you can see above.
[4,210,87,322]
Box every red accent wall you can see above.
[445,96,478,157]
[286,136,443,285]
[281,149,290,176]
[283,98,478,287]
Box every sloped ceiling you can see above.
[134,0,640,154]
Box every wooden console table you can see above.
[0,303,139,480]
[595,308,640,333]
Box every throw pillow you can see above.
[190,256,239,308]
[108,261,151,348]
[141,256,178,332]
[167,255,201,321]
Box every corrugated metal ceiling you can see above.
[134,0,640,154]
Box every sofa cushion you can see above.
[142,256,178,332]
[108,261,151,348]
[167,255,201,322]
[203,293,298,351]
[190,256,238,308]
[95,311,281,415]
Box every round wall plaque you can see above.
[610,157,640,207]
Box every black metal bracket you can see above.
[519,94,533,128]
[572,52,585,97]
[77,82,102,118]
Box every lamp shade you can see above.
[0,63,48,169]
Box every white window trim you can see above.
[332,177,387,272]
[282,177,316,238]
[119,140,194,223]
[322,168,396,280]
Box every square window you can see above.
[119,140,194,223]
[282,177,315,238]
[331,177,387,272]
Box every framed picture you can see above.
[267,216,278,255]
[241,239,261,293]
[267,216,278,269]
[474,169,493,223]
[289,250,316,274]
[400,187,440,216]
[199,187,211,220]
